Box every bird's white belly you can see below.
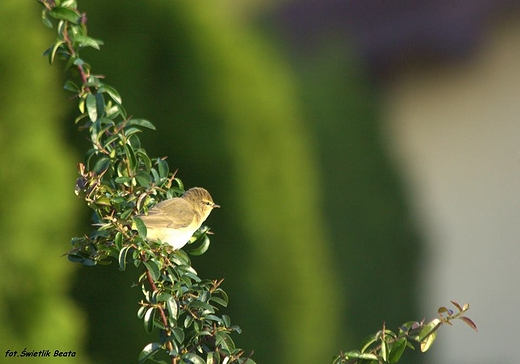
[146,227,196,250]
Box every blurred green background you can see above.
[0,1,422,363]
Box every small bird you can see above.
[137,187,219,250]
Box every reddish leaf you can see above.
[450,300,463,311]
[460,317,478,332]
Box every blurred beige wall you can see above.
[382,15,520,364]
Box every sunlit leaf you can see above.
[143,307,155,334]
[166,296,178,320]
[118,246,131,271]
[137,306,147,319]
[418,319,442,342]
[138,342,162,364]
[114,232,123,250]
[180,353,205,364]
[380,340,388,362]
[420,330,437,352]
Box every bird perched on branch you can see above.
[137,187,219,250]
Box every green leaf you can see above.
[357,353,379,360]
[137,306,147,319]
[136,149,152,171]
[157,158,169,178]
[124,127,143,139]
[118,246,131,271]
[420,330,437,352]
[171,327,184,344]
[216,333,236,352]
[418,319,442,342]
[86,94,98,122]
[92,156,110,173]
[360,334,377,353]
[133,217,147,239]
[380,340,388,362]
[135,172,152,188]
[170,249,191,266]
[41,10,53,28]
[222,315,231,327]
[98,84,122,104]
[114,232,123,250]
[188,301,215,313]
[180,353,205,364]
[114,176,132,184]
[48,7,81,23]
[60,0,79,8]
[388,338,407,364]
[150,168,160,183]
[183,315,193,329]
[143,307,155,334]
[166,296,178,320]
[68,254,96,266]
[46,40,65,64]
[187,235,210,256]
[103,133,120,149]
[143,260,161,281]
[210,289,229,308]
[124,144,137,174]
[74,35,104,50]
[95,93,106,119]
[138,342,162,364]
[63,80,80,93]
[128,118,156,130]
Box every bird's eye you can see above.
[205,201,212,206]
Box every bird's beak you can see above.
[213,203,220,208]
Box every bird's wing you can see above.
[140,199,195,229]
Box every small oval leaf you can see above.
[143,260,161,281]
[128,118,156,130]
[143,307,155,334]
[133,217,148,239]
[118,246,131,271]
[460,317,478,332]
